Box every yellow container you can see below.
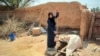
[32,27,41,36]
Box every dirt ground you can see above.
[0,34,100,56]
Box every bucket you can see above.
[9,32,16,41]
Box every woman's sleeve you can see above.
[48,24,56,31]
[54,12,59,19]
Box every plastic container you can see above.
[9,32,16,41]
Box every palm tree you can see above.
[0,0,34,10]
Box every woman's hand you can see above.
[54,35,59,42]
[54,31,58,35]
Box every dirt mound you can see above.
[13,2,93,39]
[13,2,82,28]
[13,2,92,28]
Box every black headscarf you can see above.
[48,12,56,25]
[48,12,53,18]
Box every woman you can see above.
[47,11,59,55]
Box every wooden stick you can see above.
[55,45,67,56]
[88,14,95,40]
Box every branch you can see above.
[21,0,34,7]
[1,0,11,9]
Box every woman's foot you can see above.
[45,48,57,56]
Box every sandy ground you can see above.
[0,35,47,56]
[0,34,100,56]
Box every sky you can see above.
[31,0,100,10]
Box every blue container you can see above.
[9,32,16,41]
